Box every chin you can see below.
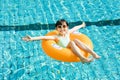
[61,32,65,34]
[60,33,64,35]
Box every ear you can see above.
[67,26,69,28]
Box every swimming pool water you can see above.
[0,0,120,80]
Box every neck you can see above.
[59,34,65,37]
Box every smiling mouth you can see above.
[60,30,63,32]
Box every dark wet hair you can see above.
[55,19,69,28]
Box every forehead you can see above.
[59,22,67,25]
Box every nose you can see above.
[61,26,64,30]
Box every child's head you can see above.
[55,19,69,28]
[55,19,69,35]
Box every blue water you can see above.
[0,0,120,80]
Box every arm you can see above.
[22,35,55,41]
[69,22,86,33]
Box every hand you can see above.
[81,22,86,28]
[22,35,32,41]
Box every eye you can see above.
[63,25,67,28]
[57,25,62,28]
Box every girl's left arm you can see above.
[69,22,86,33]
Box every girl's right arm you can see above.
[22,35,56,41]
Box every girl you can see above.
[22,19,100,63]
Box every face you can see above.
[56,22,68,36]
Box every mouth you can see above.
[60,30,66,33]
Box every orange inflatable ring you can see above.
[42,30,93,62]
